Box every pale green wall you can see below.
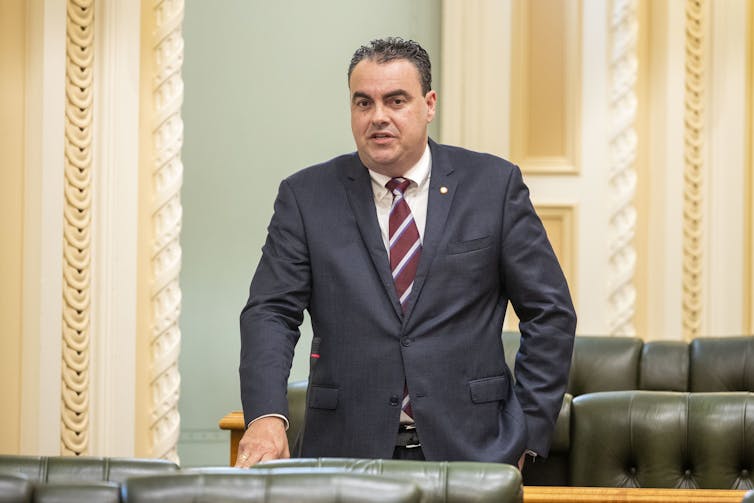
[179,0,442,466]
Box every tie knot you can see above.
[386,177,411,196]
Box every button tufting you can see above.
[629,467,637,476]
[742,469,750,477]
[684,469,692,477]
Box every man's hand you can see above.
[234,416,290,468]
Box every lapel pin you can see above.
[440,186,448,194]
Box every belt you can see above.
[396,425,421,449]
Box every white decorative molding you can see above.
[149,0,184,463]
[89,0,141,456]
[61,0,94,456]
[607,0,638,336]
[682,0,706,340]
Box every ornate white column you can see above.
[607,0,639,336]
[682,0,706,340]
[148,0,185,462]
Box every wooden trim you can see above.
[219,411,244,466]
[524,486,747,503]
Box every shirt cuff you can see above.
[248,413,290,431]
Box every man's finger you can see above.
[258,450,279,463]
[234,451,251,468]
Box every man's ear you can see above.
[425,90,437,123]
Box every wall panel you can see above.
[0,0,27,455]
[511,0,581,174]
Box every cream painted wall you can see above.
[179,0,442,466]
[0,0,26,454]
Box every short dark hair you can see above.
[348,37,432,95]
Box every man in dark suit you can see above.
[236,37,576,468]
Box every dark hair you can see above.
[348,37,432,95]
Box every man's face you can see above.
[349,58,437,178]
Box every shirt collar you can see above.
[368,144,432,202]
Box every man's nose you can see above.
[371,103,389,126]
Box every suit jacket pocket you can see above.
[446,236,492,255]
[469,375,507,404]
[308,385,339,410]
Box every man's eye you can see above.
[392,98,405,105]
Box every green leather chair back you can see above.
[286,379,308,451]
[33,482,120,503]
[690,337,754,392]
[0,456,178,503]
[250,458,523,503]
[0,473,32,503]
[570,391,754,489]
[639,340,689,391]
[567,336,642,396]
[0,455,178,484]
[121,472,421,502]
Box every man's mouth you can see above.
[370,132,394,139]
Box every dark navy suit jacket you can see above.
[240,139,576,463]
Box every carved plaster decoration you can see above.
[607,0,638,336]
[682,0,705,340]
[149,0,184,462]
[61,0,94,456]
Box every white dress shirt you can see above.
[368,144,431,250]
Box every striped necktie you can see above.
[386,177,422,312]
[386,177,421,423]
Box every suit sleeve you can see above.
[499,165,577,457]
[239,179,311,427]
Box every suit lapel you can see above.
[402,140,457,322]
[340,154,403,319]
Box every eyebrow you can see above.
[351,89,411,103]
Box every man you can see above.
[236,37,576,468]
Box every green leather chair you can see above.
[121,471,421,502]
[690,336,754,391]
[246,458,523,502]
[0,455,178,503]
[639,340,689,391]
[0,473,32,503]
[570,391,754,489]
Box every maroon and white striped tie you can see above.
[386,177,421,422]
[386,177,422,312]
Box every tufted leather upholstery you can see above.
[0,473,32,503]
[246,458,523,502]
[570,391,754,489]
[121,472,421,502]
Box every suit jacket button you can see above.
[401,337,410,347]
[389,395,400,406]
